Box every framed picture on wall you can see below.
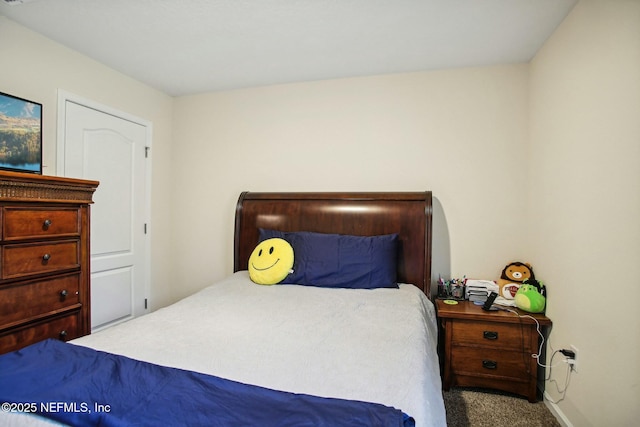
[0,91,42,174]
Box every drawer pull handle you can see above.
[43,219,52,228]
[60,289,68,299]
[483,331,498,340]
[42,253,51,262]
[59,330,68,340]
[482,360,498,370]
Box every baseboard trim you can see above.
[543,391,573,427]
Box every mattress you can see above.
[0,271,446,427]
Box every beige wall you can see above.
[0,17,175,309]
[529,1,640,425]
[172,65,530,300]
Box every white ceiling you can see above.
[0,0,577,97]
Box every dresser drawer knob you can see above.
[483,331,498,340]
[42,253,51,262]
[60,289,68,299]
[482,360,498,370]
[59,330,68,340]
[43,219,52,229]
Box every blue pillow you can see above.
[258,229,399,289]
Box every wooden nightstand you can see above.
[436,299,552,402]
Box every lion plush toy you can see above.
[497,262,535,301]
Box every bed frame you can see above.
[233,191,433,296]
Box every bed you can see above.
[0,191,446,427]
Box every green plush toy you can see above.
[514,279,546,313]
[248,238,294,285]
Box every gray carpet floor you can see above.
[443,387,561,427]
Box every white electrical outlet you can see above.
[570,344,578,373]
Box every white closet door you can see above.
[58,96,150,331]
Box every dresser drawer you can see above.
[451,346,529,380]
[451,319,529,352]
[2,207,80,241]
[1,240,80,280]
[0,274,81,330]
[0,311,80,354]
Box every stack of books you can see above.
[465,280,499,303]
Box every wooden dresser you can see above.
[436,299,552,402]
[0,171,99,355]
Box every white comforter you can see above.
[2,272,446,427]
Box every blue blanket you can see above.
[0,340,414,427]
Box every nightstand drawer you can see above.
[451,319,529,351]
[1,240,80,280]
[0,273,81,329]
[3,207,80,241]
[451,346,529,380]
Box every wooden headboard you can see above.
[233,192,433,296]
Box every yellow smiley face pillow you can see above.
[248,238,294,285]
